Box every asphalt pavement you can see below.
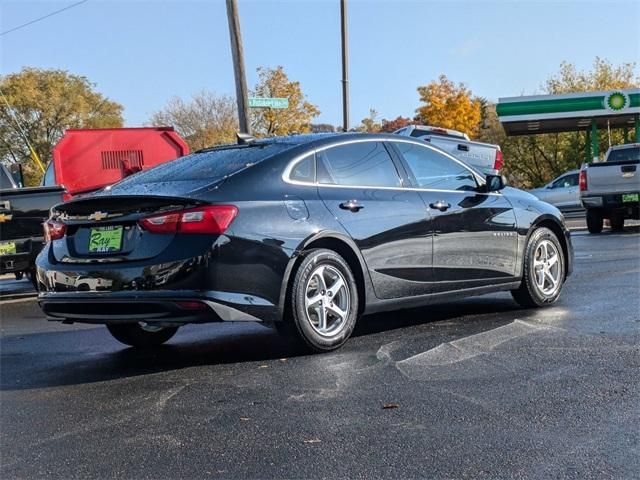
[1,227,639,479]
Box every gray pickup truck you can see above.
[580,144,640,233]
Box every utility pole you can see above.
[340,0,349,132]
[226,0,251,134]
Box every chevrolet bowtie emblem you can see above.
[88,211,109,221]
[0,213,13,223]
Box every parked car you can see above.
[580,143,640,233]
[37,133,573,352]
[528,170,583,216]
[394,124,503,175]
[0,127,189,280]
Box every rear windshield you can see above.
[113,143,290,186]
[607,146,640,162]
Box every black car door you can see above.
[315,140,435,299]
[390,140,518,292]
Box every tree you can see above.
[497,58,639,188]
[416,75,482,138]
[149,91,237,150]
[0,68,123,185]
[251,66,320,136]
[354,109,381,132]
[380,116,416,132]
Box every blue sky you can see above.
[1,0,638,127]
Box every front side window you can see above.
[552,174,578,189]
[317,142,401,188]
[394,142,477,191]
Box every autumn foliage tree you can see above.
[0,68,123,185]
[416,75,482,138]
[251,66,320,136]
[354,109,381,132]
[380,116,416,132]
[150,91,237,150]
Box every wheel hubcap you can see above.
[533,240,561,296]
[304,265,350,336]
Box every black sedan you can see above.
[36,133,573,352]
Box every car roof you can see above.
[198,132,427,154]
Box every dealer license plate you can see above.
[0,241,16,256]
[88,226,123,253]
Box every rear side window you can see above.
[607,147,640,162]
[395,143,478,191]
[317,142,401,187]
[290,155,315,183]
[114,143,290,186]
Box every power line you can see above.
[0,0,89,37]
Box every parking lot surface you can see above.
[1,228,639,479]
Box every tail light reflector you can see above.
[494,150,504,171]
[176,301,208,310]
[579,170,588,191]
[139,205,238,235]
[44,220,66,242]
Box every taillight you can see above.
[139,205,238,235]
[579,170,588,191]
[44,220,66,242]
[494,150,504,171]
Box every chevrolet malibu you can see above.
[36,133,573,352]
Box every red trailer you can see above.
[50,127,189,197]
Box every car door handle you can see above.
[339,200,364,212]
[429,201,450,211]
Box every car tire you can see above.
[278,248,358,353]
[609,212,624,232]
[586,209,603,234]
[14,271,23,281]
[511,227,565,308]
[106,323,179,348]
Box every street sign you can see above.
[248,97,289,109]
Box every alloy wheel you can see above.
[533,239,561,296]
[304,264,350,337]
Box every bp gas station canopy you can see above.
[497,88,640,160]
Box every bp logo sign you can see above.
[604,91,630,112]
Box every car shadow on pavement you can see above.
[0,296,523,391]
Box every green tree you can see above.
[149,91,237,150]
[0,68,123,185]
[251,66,320,136]
[416,75,482,138]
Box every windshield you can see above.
[607,146,640,162]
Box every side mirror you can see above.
[485,174,506,192]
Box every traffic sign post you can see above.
[248,97,289,109]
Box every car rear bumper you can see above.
[38,289,278,325]
[35,240,289,324]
